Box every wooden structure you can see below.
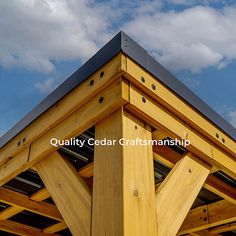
[0,32,235,236]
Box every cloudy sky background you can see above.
[0,0,236,136]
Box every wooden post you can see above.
[156,154,210,236]
[36,152,91,236]
[92,109,158,236]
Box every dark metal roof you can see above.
[0,31,235,148]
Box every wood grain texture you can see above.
[92,109,158,236]
[36,151,92,236]
[127,84,236,179]
[156,154,210,236]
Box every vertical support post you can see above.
[92,108,158,236]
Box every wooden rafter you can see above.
[179,199,236,234]
[43,221,68,234]
[0,187,62,220]
[0,220,59,236]
[0,187,50,220]
[209,222,236,234]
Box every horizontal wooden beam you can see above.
[0,79,129,186]
[43,221,68,234]
[79,162,93,178]
[0,187,62,220]
[0,54,125,167]
[124,57,236,157]
[0,219,59,236]
[209,222,236,234]
[126,85,236,179]
[30,188,51,202]
[179,199,236,234]
[189,229,222,236]
[0,187,50,221]
[204,175,236,205]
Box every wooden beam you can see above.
[0,205,23,220]
[41,162,94,234]
[30,188,50,202]
[0,147,30,187]
[179,199,236,234]
[36,151,92,236]
[153,145,236,205]
[205,175,236,205]
[0,163,94,235]
[0,54,125,167]
[156,153,210,235]
[79,162,93,178]
[0,187,62,220]
[0,187,50,220]
[92,109,158,236]
[209,222,236,234]
[189,229,222,236]
[0,219,59,236]
[126,85,236,178]
[43,221,68,234]
[0,79,129,186]
[124,57,236,157]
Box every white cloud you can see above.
[0,0,111,73]
[34,78,56,93]
[228,111,236,128]
[166,0,223,5]
[123,5,236,72]
[1,1,236,74]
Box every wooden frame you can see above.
[92,109,157,236]
[0,43,235,235]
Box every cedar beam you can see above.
[0,187,51,221]
[153,144,236,205]
[209,222,236,234]
[127,85,236,179]
[188,230,222,236]
[156,153,210,235]
[0,219,59,236]
[124,57,236,157]
[43,221,68,234]
[179,199,236,234]
[92,109,158,236]
[0,54,125,167]
[0,79,129,186]
[42,162,94,234]
[0,187,62,220]
[36,151,92,236]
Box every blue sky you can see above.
[0,0,236,137]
